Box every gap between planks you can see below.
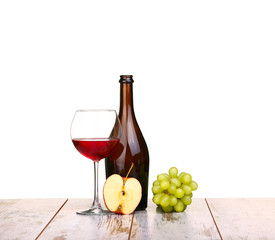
[205,198,223,240]
[35,198,69,240]
[129,199,221,240]
[128,211,135,240]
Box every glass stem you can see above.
[92,161,101,209]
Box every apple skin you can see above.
[103,174,142,215]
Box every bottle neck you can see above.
[119,82,134,117]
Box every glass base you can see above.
[76,206,113,215]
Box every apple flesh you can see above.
[103,174,142,215]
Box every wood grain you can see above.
[0,199,67,240]
[2,198,274,240]
[130,199,221,240]
[38,199,133,240]
[207,198,275,240]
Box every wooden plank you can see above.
[0,199,67,240]
[130,199,221,240]
[38,199,133,240]
[207,198,275,240]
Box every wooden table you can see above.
[1,198,275,240]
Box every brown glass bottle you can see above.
[105,75,149,210]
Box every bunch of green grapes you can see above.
[152,167,198,213]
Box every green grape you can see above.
[169,167,178,178]
[184,192,193,198]
[182,185,192,195]
[189,181,198,191]
[183,204,187,211]
[180,173,192,184]
[167,183,177,194]
[181,195,192,205]
[160,194,170,207]
[169,195,178,206]
[178,172,186,179]
[171,178,181,187]
[160,180,170,190]
[162,205,173,213]
[152,193,164,204]
[157,174,170,182]
[163,173,170,179]
[152,185,163,194]
[153,180,160,186]
[174,188,184,198]
[174,199,184,212]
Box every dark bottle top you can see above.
[105,75,150,210]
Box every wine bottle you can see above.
[105,75,149,210]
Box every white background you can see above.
[0,0,274,199]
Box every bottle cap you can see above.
[119,75,134,83]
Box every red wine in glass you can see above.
[70,109,121,215]
[72,138,120,161]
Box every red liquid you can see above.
[72,138,120,161]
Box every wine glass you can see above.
[70,109,121,215]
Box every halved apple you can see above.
[103,174,142,215]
